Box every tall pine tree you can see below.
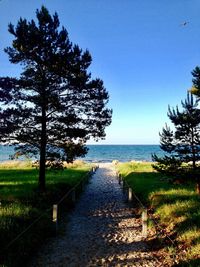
[152,93,200,193]
[0,6,112,191]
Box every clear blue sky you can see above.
[1,0,200,144]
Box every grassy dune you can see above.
[117,162,200,266]
[0,160,91,267]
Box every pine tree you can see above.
[189,66,200,192]
[152,93,200,193]
[190,66,200,97]
[0,6,112,191]
[152,124,182,176]
[0,77,19,140]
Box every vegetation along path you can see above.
[30,163,161,267]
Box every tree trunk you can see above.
[39,104,46,192]
[39,139,46,191]
[191,129,196,170]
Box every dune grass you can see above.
[0,160,91,267]
[117,162,200,266]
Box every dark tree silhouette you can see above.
[190,66,200,97]
[152,93,200,193]
[0,77,19,140]
[0,6,112,191]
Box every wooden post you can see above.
[142,209,148,238]
[52,204,58,232]
[128,187,133,202]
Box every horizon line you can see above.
[86,144,160,145]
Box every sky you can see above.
[0,0,200,144]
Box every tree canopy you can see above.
[0,6,112,190]
[152,93,200,193]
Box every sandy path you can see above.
[30,163,161,267]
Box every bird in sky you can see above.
[180,21,189,27]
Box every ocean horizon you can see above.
[0,144,163,163]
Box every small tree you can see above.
[152,93,200,193]
[0,6,112,191]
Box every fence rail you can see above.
[4,165,98,252]
[51,165,98,230]
[116,170,177,262]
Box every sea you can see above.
[0,145,163,162]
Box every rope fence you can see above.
[51,165,98,231]
[116,170,177,263]
[4,165,98,252]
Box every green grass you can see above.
[117,162,176,203]
[0,160,91,267]
[117,161,200,266]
